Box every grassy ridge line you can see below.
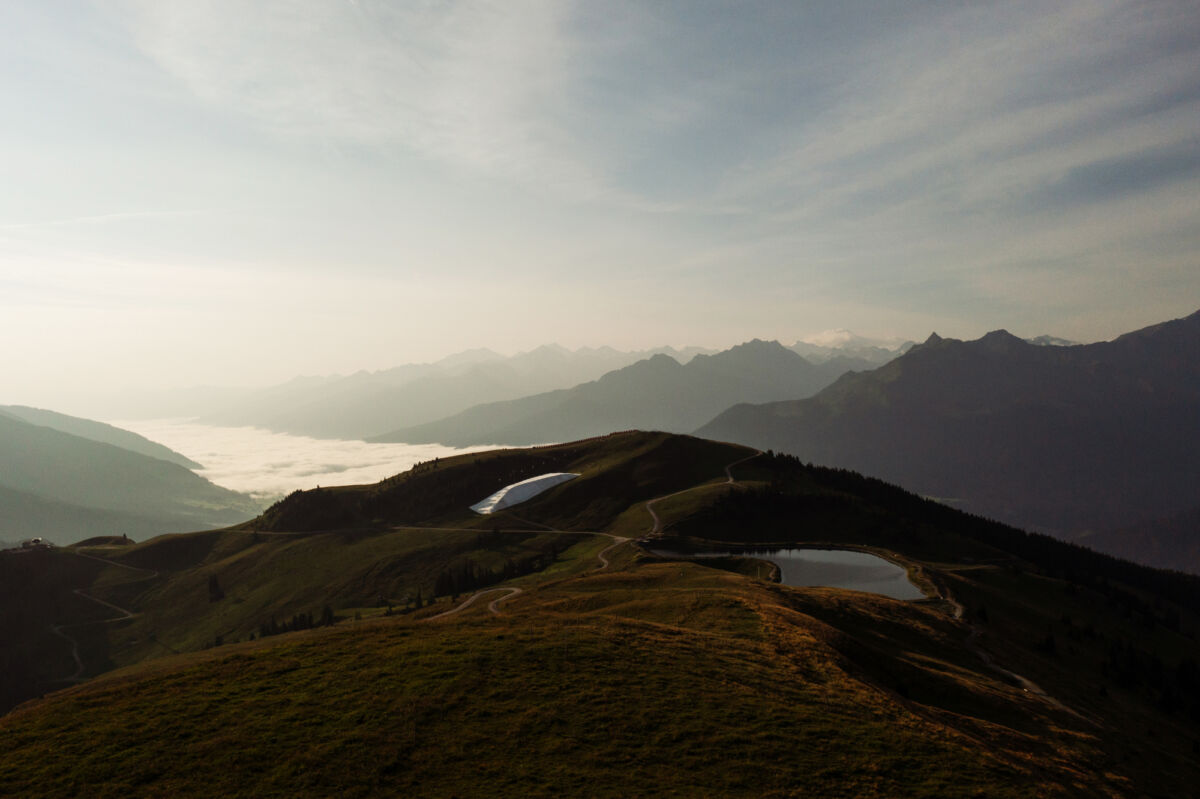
[330,436,757,623]
[428,444,761,618]
[642,449,763,536]
[252,431,753,535]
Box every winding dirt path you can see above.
[48,624,85,682]
[593,537,628,571]
[46,551,159,684]
[487,587,523,614]
[428,586,524,620]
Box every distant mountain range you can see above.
[788,330,914,365]
[697,311,1200,563]
[1026,334,1080,347]
[0,412,260,545]
[197,344,715,440]
[370,340,854,447]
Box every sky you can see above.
[3,1,1199,410]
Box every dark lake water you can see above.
[651,547,924,601]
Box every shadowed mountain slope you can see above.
[0,405,201,469]
[0,485,216,543]
[698,311,1200,555]
[1083,505,1200,574]
[372,340,848,447]
[0,414,260,545]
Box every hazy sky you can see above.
[4,1,1199,408]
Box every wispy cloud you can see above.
[3,1,1198,403]
[105,0,1200,229]
[108,0,627,202]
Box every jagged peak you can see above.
[726,338,788,352]
[977,329,1028,352]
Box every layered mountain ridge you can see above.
[697,310,1200,561]
[0,413,260,545]
[371,340,855,447]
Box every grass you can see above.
[0,560,1108,798]
[4,432,1200,796]
[4,525,603,699]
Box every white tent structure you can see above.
[470,472,579,515]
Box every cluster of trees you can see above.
[382,592,430,614]
[433,549,559,600]
[1099,639,1200,721]
[258,604,336,639]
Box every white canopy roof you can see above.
[470,472,579,514]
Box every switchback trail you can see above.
[428,587,524,620]
[501,513,629,573]
[487,587,523,614]
[47,624,85,682]
[46,550,160,684]
[593,536,628,570]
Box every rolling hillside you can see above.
[0,413,260,545]
[0,405,201,468]
[2,431,1198,796]
[698,310,1200,556]
[372,340,849,446]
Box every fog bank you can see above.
[112,420,493,502]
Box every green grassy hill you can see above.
[2,431,1198,796]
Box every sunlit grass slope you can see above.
[0,561,1117,798]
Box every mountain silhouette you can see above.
[200,344,713,439]
[372,340,850,447]
[697,311,1200,559]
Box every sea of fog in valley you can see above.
[111,419,494,504]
